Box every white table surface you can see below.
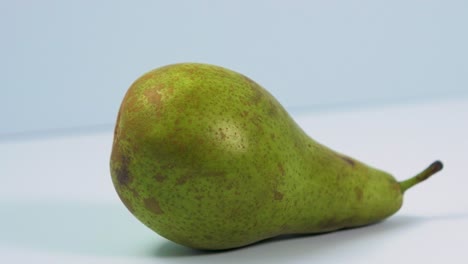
[1,98,467,263]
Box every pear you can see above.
[110,63,443,250]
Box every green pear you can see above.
[110,63,443,250]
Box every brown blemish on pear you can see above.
[273,190,284,201]
[218,128,227,140]
[277,163,285,176]
[144,197,164,215]
[144,87,163,105]
[115,155,132,186]
[354,187,363,201]
[154,173,167,182]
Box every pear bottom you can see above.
[112,143,403,250]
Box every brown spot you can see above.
[338,154,355,167]
[218,128,227,140]
[154,173,167,182]
[251,89,263,104]
[144,197,164,215]
[144,87,163,105]
[273,190,284,200]
[267,99,278,116]
[127,186,140,199]
[270,133,276,140]
[240,111,249,117]
[123,91,145,115]
[277,163,285,176]
[115,155,132,186]
[354,187,363,201]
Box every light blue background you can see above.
[2,0,467,137]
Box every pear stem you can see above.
[399,161,443,193]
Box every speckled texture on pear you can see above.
[110,63,403,250]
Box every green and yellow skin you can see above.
[110,63,442,250]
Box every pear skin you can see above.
[110,63,443,250]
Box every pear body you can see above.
[110,63,403,250]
